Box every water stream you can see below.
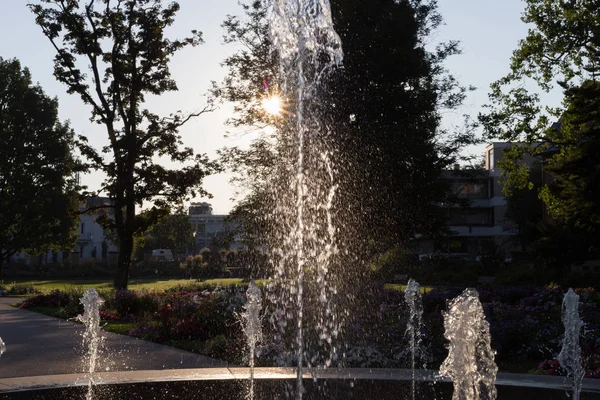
[405,279,424,400]
[439,288,497,400]
[558,288,584,400]
[76,288,104,400]
[242,280,264,400]
[269,1,343,398]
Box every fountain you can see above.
[405,279,424,400]
[558,288,585,400]
[242,280,264,400]
[268,0,343,397]
[76,288,105,400]
[2,1,600,399]
[439,288,498,400]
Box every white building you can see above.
[188,202,246,252]
[76,196,118,259]
[9,196,117,264]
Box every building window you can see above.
[454,181,488,199]
[489,177,494,198]
[81,223,85,234]
[488,148,494,170]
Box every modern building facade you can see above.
[420,142,540,258]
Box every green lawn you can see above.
[103,320,137,335]
[4,279,418,296]
[384,283,434,294]
[3,278,250,294]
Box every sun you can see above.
[261,96,283,116]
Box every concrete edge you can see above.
[0,368,598,393]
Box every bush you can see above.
[111,289,141,318]
[7,283,40,295]
[131,261,183,278]
[20,290,70,308]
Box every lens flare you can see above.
[262,96,282,116]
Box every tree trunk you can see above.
[114,171,136,290]
[114,234,132,290]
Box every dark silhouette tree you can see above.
[214,0,475,263]
[29,0,220,289]
[0,57,79,279]
[132,206,194,260]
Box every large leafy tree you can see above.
[480,0,600,262]
[30,0,220,289]
[132,207,194,260]
[215,0,474,260]
[0,57,79,279]
[215,0,475,365]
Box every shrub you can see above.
[112,289,140,318]
[7,283,40,295]
[20,290,71,309]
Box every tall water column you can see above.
[269,1,343,398]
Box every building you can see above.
[77,196,117,259]
[420,142,541,258]
[9,196,118,264]
[188,202,246,252]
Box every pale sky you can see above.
[0,0,541,215]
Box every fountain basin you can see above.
[1,368,598,399]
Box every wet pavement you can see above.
[0,297,227,378]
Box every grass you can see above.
[103,321,136,335]
[384,283,434,294]
[2,278,251,295]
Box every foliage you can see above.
[214,0,478,265]
[481,1,600,266]
[17,282,600,374]
[180,248,241,280]
[29,0,221,289]
[370,246,419,282]
[504,163,545,251]
[480,0,600,145]
[538,81,600,244]
[0,57,79,277]
[133,207,195,260]
[109,286,246,357]
[344,284,600,375]
[2,283,41,296]
[1,278,250,295]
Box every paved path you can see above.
[0,297,227,378]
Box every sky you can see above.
[0,0,539,215]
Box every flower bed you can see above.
[344,284,600,377]
[17,282,600,376]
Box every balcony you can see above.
[448,225,515,237]
[78,232,92,242]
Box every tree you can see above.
[214,0,475,366]
[0,57,79,279]
[132,207,194,260]
[539,81,600,237]
[504,162,544,251]
[480,0,600,261]
[30,0,220,289]
[214,0,475,258]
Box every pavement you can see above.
[0,297,227,378]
